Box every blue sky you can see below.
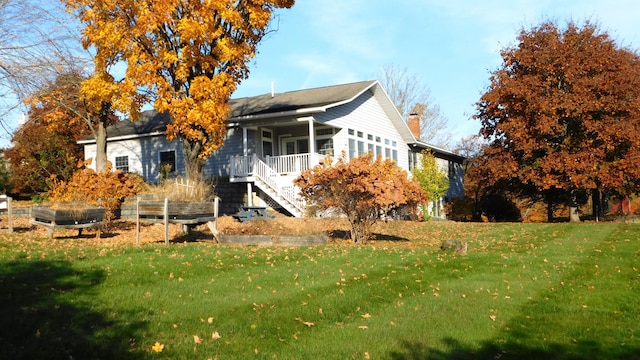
[233,0,640,146]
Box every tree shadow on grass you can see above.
[0,260,146,359]
[326,229,409,242]
[389,336,640,360]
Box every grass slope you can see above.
[0,222,638,359]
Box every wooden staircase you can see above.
[252,156,306,217]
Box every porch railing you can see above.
[231,154,255,177]
[266,153,314,174]
[230,154,320,214]
[231,153,321,177]
[253,157,306,212]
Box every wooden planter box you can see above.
[30,206,106,239]
[136,198,219,245]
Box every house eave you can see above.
[228,107,327,126]
[77,131,165,145]
[410,140,466,163]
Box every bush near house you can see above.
[295,153,427,244]
[47,162,145,223]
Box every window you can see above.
[317,138,334,156]
[262,129,273,157]
[160,150,176,173]
[346,130,399,161]
[316,127,334,136]
[348,138,356,159]
[115,156,129,172]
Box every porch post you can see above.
[247,183,253,206]
[308,117,316,166]
[308,118,315,154]
[242,127,248,156]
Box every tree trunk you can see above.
[569,206,581,222]
[94,102,111,173]
[592,188,601,222]
[547,200,554,222]
[182,139,205,181]
[568,189,581,222]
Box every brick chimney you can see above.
[407,113,420,139]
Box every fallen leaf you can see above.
[361,313,371,319]
[208,317,214,324]
[295,317,314,327]
[152,341,164,353]
[193,335,202,344]
[358,325,368,330]
[212,331,221,340]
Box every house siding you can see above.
[315,90,410,171]
[85,135,184,183]
[202,127,244,178]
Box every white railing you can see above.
[266,153,312,174]
[231,153,323,177]
[231,154,255,177]
[230,153,324,214]
[253,157,306,212]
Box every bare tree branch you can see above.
[0,0,90,144]
[379,64,453,149]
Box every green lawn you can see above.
[0,222,638,359]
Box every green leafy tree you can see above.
[411,150,449,219]
[295,154,427,244]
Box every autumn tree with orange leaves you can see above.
[5,71,118,193]
[475,21,640,222]
[295,154,427,244]
[63,0,295,179]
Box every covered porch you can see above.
[228,116,338,217]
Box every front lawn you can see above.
[0,219,638,359]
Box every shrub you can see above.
[144,177,216,202]
[47,162,145,223]
[295,153,427,244]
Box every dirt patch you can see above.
[216,215,338,236]
[2,211,449,248]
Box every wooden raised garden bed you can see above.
[30,206,106,239]
[136,197,219,245]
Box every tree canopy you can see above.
[411,150,449,217]
[63,0,295,179]
[5,71,118,194]
[474,20,640,221]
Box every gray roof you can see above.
[79,80,378,142]
[229,80,377,117]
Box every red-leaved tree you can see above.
[475,21,640,222]
[294,154,427,244]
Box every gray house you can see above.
[79,80,464,217]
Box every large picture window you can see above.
[346,128,398,161]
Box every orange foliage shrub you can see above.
[47,162,145,223]
[295,154,427,244]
